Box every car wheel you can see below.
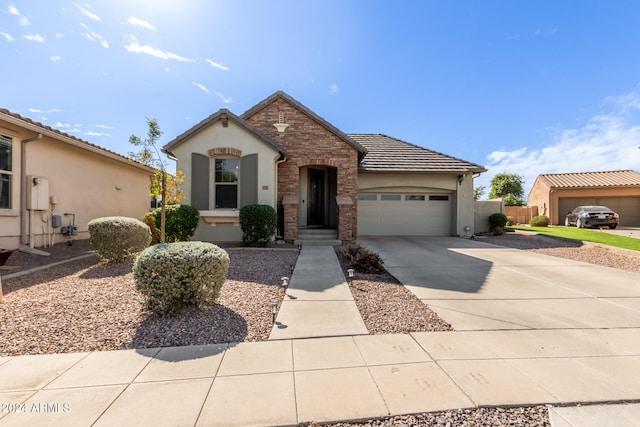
[609,224,618,229]
[576,218,583,228]
[564,217,570,227]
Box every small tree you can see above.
[129,118,184,243]
[489,173,526,206]
[474,185,486,201]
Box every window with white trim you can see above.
[214,158,238,208]
[0,135,12,209]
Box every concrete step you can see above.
[294,239,343,246]
[295,229,341,246]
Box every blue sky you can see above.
[2,1,640,198]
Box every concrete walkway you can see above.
[269,245,368,340]
[1,331,640,426]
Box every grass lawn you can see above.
[507,226,640,251]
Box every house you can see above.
[529,170,640,226]
[162,91,486,243]
[0,108,155,251]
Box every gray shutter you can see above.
[191,153,210,210]
[240,153,258,207]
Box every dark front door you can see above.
[308,169,325,226]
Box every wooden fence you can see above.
[504,206,539,225]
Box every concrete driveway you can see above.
[358,236,640,331]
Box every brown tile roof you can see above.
[241,91,368,157]
[350,134,487,174]
[0,108,154,172]
[537,170,640,188]
[162,108,286,156]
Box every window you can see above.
[405,195,425,201]
[357,194,377,201]
[214,158,238,208]
[429,195,449,201]
[381,194,401,201]
[0,135,12,209]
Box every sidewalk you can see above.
[269,245,368,340]
[1,330,640,426]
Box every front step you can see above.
[295,229,342,246]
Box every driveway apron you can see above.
[358,236,640,331]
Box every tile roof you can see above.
[0,108,153,172]
[350,134,487,174]
[241,91,368,157]
[537,170,640,188]
[162,108,286,156]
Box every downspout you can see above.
[20,133,43,245]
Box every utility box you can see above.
[26,176,50,210]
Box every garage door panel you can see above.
[358,193,451,236]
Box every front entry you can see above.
[307,168,325,226]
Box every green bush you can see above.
[488,213,508,229]
[133,242,230,316]
[88,216,152,262]
[530,215,550,227]
[506,215,516,226]
[152,204,200,242]
[339,243,385,274]
[239,204,277,246]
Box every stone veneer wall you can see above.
[244,97,359,241]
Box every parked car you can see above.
[564,205,619,229]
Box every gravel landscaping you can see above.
[2,232,638,426]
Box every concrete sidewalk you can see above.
[1,331,640,426]
[268,245,368,340]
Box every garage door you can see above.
[358,193,452,236]
[558,197,640,226]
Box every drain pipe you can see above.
[20,133,43,246]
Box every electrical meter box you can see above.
[26,176,50,210]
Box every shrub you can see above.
[239,204,277,246]
[143,212,161,244]
[506,215,516,226]
[152,204,200,242]
[133,242,230,316]
[339,243,385,274]
[488,213,508,236]
[530,215,550,227]
[88,216,152,262]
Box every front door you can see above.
[307,168,325,226]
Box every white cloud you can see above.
[24,34,45,42]
[330,83,339,94]
[95,124,113,129]
[205,59,229,71]
[214,91,232,104]
[54,121,71,129]
[479,89,640,198]
[85,131,110,137]
[128,16,156,32]
[9,4,29,25]
[0,32,15,42]
[124,36,193,62]
[50,55,62,62]
[193,82,209,93]
[79,23,109,48]
[75,3,100,21]
[29,108,62,113]
[55,33,64,39]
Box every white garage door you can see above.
[358,193,452,236]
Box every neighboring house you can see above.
[529,170,640,226]
[162,91,486,243]
[0,108,155,251]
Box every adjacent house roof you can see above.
[0,108,154,173]
[536,170,640,189]
[350,134,487,174]
[162,108,286,157]
[241,91,368,158]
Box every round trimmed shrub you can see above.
[239,204,277,246]
[133,242,230,316]
[152,204,200,242]
[530,215,550,227]
[506,215,516,226]
[88,216,152,262]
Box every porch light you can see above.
[281,277,289,288]
[270,302,278,323]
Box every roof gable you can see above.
[350,134,487,174]
[241,91,367,157]
[537,170,640,188]
[162,108,285,156]
[0,108,153,173]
